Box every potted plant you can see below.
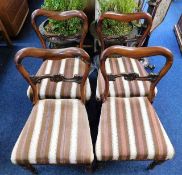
[94,0,138,46]
[40,0,88,48]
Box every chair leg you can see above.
[86,164,94,173]
[20,164,38,174]
[85,159,99,173]
[147,160,165,170]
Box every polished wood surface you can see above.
[97,12,153,51]
[100,45,173,102]
[0,0,29,37]
[15,47,91,104]
[174,15,182,52]
[31,9,88,49]
[0,19,12,47]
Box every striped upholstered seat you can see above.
[95,97,175,161]
[27,58,91,101]
[11,99,94,165]
[96,57,154,100]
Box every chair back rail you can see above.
[31,9,88,49]
[97,12,153,51]
[100,45,173,102]
[14,47,91,104]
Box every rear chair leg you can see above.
[86,165,94,173]
[147,160,165,170]
[86,160,99,173]
[20,164,38,174]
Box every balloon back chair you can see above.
[96,12,156,100]
[27,9,92,102]
[11,47,94,174]
[95,45,175,169]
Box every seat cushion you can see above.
[27,58,91,101]
[11,99,94,165]
[96,97,175,161]
[96,57,155,99]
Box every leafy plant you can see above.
[98,0,137,37]
[42,0,88,36]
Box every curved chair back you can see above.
[100,45,173,102]
[31,9,88,49]
[14,47,91,104]
[97,12,152,51]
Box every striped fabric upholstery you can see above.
[27,58,91,101]
[96,97,175,161]
[96,57,153,99]
[11,99,94,164]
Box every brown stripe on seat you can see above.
[65,100,74,163]
[116,98,130,160]
[76,103,85,163]
[37,60,48,76]
[114,59,125,96]
[109,59,125,97]
[56,99,66,163]
[76,103,92,163]
[100,100,113,161]
[78,58,85,75]
[57,100,72,163]
[135,60,151,95]
[47,61,62,98]
[36,100,55,164]
[130,98,148,160]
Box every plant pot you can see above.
[90,20,139,49]
[94,0,140,47]
[39,19,82,48]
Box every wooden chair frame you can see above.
[100,45,173,103]
[0,18,12,47]
[31,9,88,49]
[14,47,91,105]
[97,12,153,51]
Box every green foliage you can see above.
[98,0,137,37]
[42,0,88,36]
